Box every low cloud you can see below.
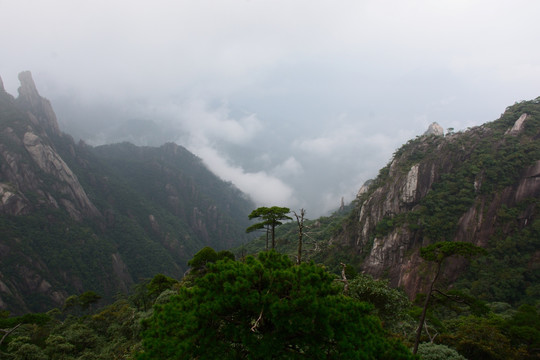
[161,99,296,208]
[293,116,361,157]
[179,99,262,145]
[188,143,296,207]
[272,156,304,178]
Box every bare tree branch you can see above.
[0,323,22,347]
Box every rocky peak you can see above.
[423,122,444,136]
[505,113,528,135]
[15,71,61,137]
[334,99,540,299]
[0,75,5,93]
[0,72,100,221]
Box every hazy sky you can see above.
[2,0,540,217]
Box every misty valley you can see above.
[1,72,539,359]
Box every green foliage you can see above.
[440,315,519,360]
[457,199,540,305]
[78,292,102,311]
[348,274,411,330]
[504,304,540,356]
[61,292,102,315]
[7,337,48,360]
[146,274,178,299]
[187,246,219,269]
[416,343,466,360]
[1,297,144,359]
[420,242,487,264]
[241,205,355,271]
[246,206,293,250]
[139,251,414,359]
[128,274,179,312]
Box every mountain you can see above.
[315,98,540,304]
[0,72,255,314]
[243,97,540,306]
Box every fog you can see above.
[2,0,540,216]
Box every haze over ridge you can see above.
[2,0,539,216]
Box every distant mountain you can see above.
[247,98,540,306]
[0,72,255,314]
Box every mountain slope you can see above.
[317,98,540,304]
[0,72,255,314]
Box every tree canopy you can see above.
[246,206,292,250]
[413,241,487,354]
[138,251,414,359]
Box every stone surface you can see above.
[22,131,99,219]
[423,122,444,136]
[505,113,528,135]
[400,164,419,204]
[16,71,61,136]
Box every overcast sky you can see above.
[2,0,540,217]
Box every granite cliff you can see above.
[319,98,540,303]
[0,72,255,313]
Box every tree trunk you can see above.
[271,224,276,250]
[413,261,442,354]
[294,209,305,264]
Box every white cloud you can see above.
[179,99,262,145]
[293,116,361,156]
[2,0,540,217]
[272,157,304,178]
[187,143,296,208]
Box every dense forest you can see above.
[1,246,538,359]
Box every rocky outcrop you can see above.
[334,104,540,298]
[400,164,419,204]
[505,113,528,135]
[423,122,444,136]
[15,71,61,137]
[22,131,99,219]
[0,72,99,220]
[0,182,28,215]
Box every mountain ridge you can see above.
[0,72,255,314]
[315,98,540,304]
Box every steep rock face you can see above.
[333,100,540,298]
[15,71,61,137]
[0,72,255,313]
[0,72,98,220]
[423,122,444,136]
[22,131,99,219]
[505,113,528,135]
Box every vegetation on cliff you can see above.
[0,73,255,314]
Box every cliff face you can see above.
[0,72,98,220]
[0,72,255,314]
[331,99,540,299]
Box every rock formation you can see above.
[505,113,528,135]
[423,122,444,136]
[0,71,99,220]
[330,103,540,298]
[16,71,61,136]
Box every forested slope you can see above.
[0,72,255,313]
